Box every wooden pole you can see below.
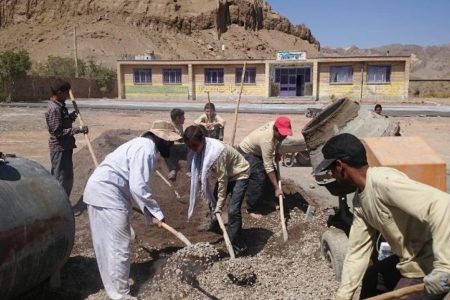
[161,222,193,247]
[155,170,181,200]
[230,62,246,146]
[276,161,288,242]
[366,283,424,300]
[73,26,79,78]
[216,213,236,259]
[69,90,98,166]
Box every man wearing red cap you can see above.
[238,116,292,219]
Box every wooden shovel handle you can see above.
[276,162,288,242]
[69,90,99,166]
[161,222,193,247]
[216,213,236,259]
[365,283,425,300]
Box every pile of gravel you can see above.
[147,243,220,299]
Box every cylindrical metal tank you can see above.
[0,156,75,299]
[302,98,399,192]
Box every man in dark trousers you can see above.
[238,116,292,219]
[45,79,88,196]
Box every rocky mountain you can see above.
[322,44,450,79]
[0,0,320,68]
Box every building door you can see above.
[296,74,304,96]
[275,67,311,97]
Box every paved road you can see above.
[2,99,450,116]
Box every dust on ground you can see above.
[16,128,337,300]
[1,107,450,299]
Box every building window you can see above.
[236,68,256,84]
[163,69,182,84]
[133,68,152,84]
[367,65,391,83]
[330,66,353,83]
[205,68,224,84]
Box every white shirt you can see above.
[83,136,164,220]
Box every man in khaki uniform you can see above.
[314,133,450,300]
[184,125,250,255]
[194,102,226,140]
[238,116,292,219]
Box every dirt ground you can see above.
[1,106,450,299]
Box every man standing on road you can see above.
[83,120,181,300]
[184,125,250,256]
[45,79,88,196]
[238,116,292,219]
[314,133,450,300]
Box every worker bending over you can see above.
[238,116,292,219]
[314,133,450,300]
[83,121,181,300]
[184,125,250,256]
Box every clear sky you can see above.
[270,0,450,48]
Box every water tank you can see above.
[0,156,75,299]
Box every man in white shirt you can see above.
[314,133,450,300]
[83,120,181,300]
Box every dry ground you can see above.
[1,106,450,299]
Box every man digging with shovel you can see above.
[83,120,181,300]
[238,116,292,219]
[184,125,250,257]
[315,133,450,300]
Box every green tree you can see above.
[0,50,32,101]
[85,60,116,95]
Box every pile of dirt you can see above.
[32,129,339,299]
[71,129,221,255]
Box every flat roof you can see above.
[117,55,410,65]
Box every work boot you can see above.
[168,170,176,181]
[233,241,249,257]
[207,219,222,234]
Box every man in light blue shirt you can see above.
[83,120,181,300]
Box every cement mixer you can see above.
[0,154,75,299]
[300,98,400,281]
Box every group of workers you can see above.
[45,79,449,300]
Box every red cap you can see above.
[274,116,292,136]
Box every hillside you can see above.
[0,0,320,68]
[322,44,450,79]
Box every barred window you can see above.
[163,69,182,84]
[236,68,256,84]
[133,68,152,84]
[205,68,224,84]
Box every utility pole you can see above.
[73,26,79,78]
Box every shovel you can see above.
[161,222,192,247]
[276,161,288,242]
[366,282,450,300]
[156,170,182,200]
[69,90,98,166]
[215,213,236,259]
[133,207,192,247]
